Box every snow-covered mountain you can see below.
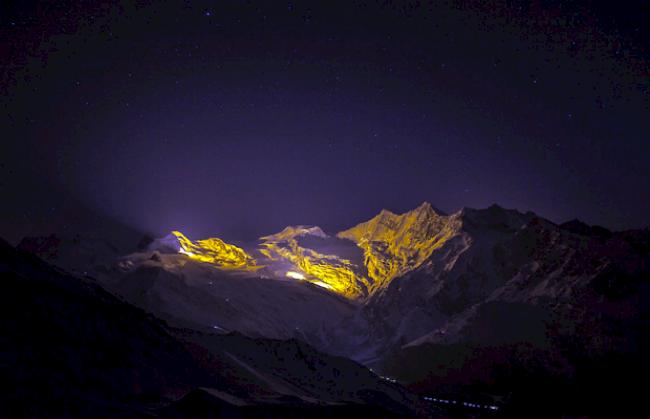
[18,203,650,415]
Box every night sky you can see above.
[1,1,649,244]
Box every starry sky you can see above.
[1,1,649,244]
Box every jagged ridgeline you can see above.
[337,202,461,294]
[172,231,261,271]
[168,202,465,299]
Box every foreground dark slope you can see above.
[0,238,206,417]
[0,238,422,417]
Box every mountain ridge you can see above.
[13,202,649,415]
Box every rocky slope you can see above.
[259,225,370,298]
[172,230,261,271]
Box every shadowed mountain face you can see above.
[16,203,650,416]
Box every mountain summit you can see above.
[337,202,461,294]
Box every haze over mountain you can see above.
[16,202,650,416]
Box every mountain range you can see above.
[12,202,650,416]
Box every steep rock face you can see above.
[172,231,261,271]
[337,202,462,295]
[260,226,370,298]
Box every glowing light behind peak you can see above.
[285,271,334,291]
[286,271,306,280]
[312,280,334,290]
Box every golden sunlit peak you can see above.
[285,271,306,280]
[336,203,460,294]
[171,231,261,271]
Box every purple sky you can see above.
[1,1,649,244]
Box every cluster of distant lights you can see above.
[423,396,499,411]
[371,372,500,412]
